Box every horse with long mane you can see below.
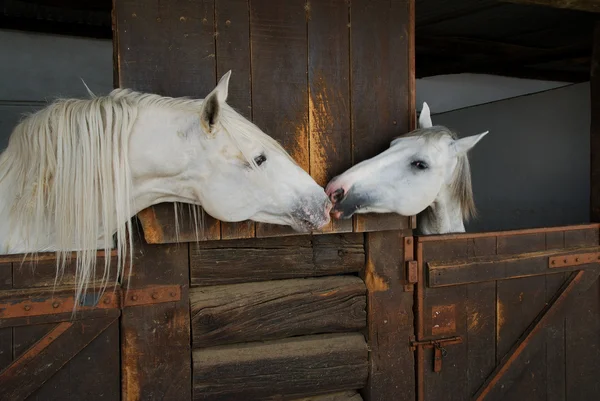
[0,71,332,307]
[326,102,488,235]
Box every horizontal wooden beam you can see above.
[191,276,366,348]
[190,233,365,286]
[500,0,600,13]
[193,333,368,401]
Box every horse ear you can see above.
[451,131,489,155]
[418,102,433,128]
[199,70,232,135]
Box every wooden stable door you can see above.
[410,224,600,401]
[0,253,121,401]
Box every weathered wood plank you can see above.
[190,233,364,286]
[427,246,600,287]
[0,262,11,371]
[565,274,600,400]
[290,391,363,401]
[421,285,469,401]
[350,0,411,232]
[115,0,220,241]
[193,333,368,401]
[593,21,600,222]
[216,0,256,240]
[361,230,415,401]
[545,272,567,401]
[251,0,310,238]
[308,0,352,234]
[11,253,117,289]
[24,320,121,401]
[466,281,496,397]
[473,268,600,401]
[191,276,366,348]
[120,230,191,401]
[0,317,117,401]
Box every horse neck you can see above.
[417,185,465,235]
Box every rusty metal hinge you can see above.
[403,236,417,291]
[0,285,182,319]
[410,335,463,373]
[549,251,600,268]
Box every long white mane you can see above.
[0,87,293,309]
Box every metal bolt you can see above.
[52,302,60,308]
[103,297,111,304]
[131,295,138,301]
[551,260,555,265]
[151,293,159,300]
[170,292,177,298]
[407,239,412,245]
[576,258,580,262]
[564,259,567,263]
[24,305,31,311]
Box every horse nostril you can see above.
[331,188,345,203]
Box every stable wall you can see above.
[431,82,591,232]
[0,29,113,151]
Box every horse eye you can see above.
[254,154,267,166]
[411,160,428,170]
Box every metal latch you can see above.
[403,236,417,291]
[410,336,463,373]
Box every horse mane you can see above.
[401,126,477,221]
[0,87,293,310]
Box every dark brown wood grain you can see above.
[466,281,496,397]
[0,262,11,371]
[308,0,352,234]
[565,274,600,400]
[290,392,363,401]
[361,230,415,401]
[251,0,310,238]
[115,0,220,241]
[23,320,121,401]
[216,0,256,240]
[473,268,600,401]
[545,272,568,401]
[427,246,600,287]
[191,276,366,348]
[350,0,411,233]
[0,317,117,401]
[193,333,368,400]
[190,233,364,286]
[420,284,469,401]
[119,229,191,401]
[593,21,600,222]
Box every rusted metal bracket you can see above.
[121,285,181,307]
[0,285,182,319]
[549,251,600,268]
[403,236,417,291]
[410,335,463,373]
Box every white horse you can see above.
[0,71,332,306]
[325,102,488,235]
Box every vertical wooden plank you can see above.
[495,275,547,400]
[565,277,600,400]
[422,285,469,401]
[545,272,567,401]
[308,0,352,234]
[120,230,191,401]
[251,0,310,238]
[466,281,496,398]
[360,230,415,401]
[0,263,11,371]
[350,0,411,232]
[591,21,600,222]
[115,0,220,240]
[216,0,256,240]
